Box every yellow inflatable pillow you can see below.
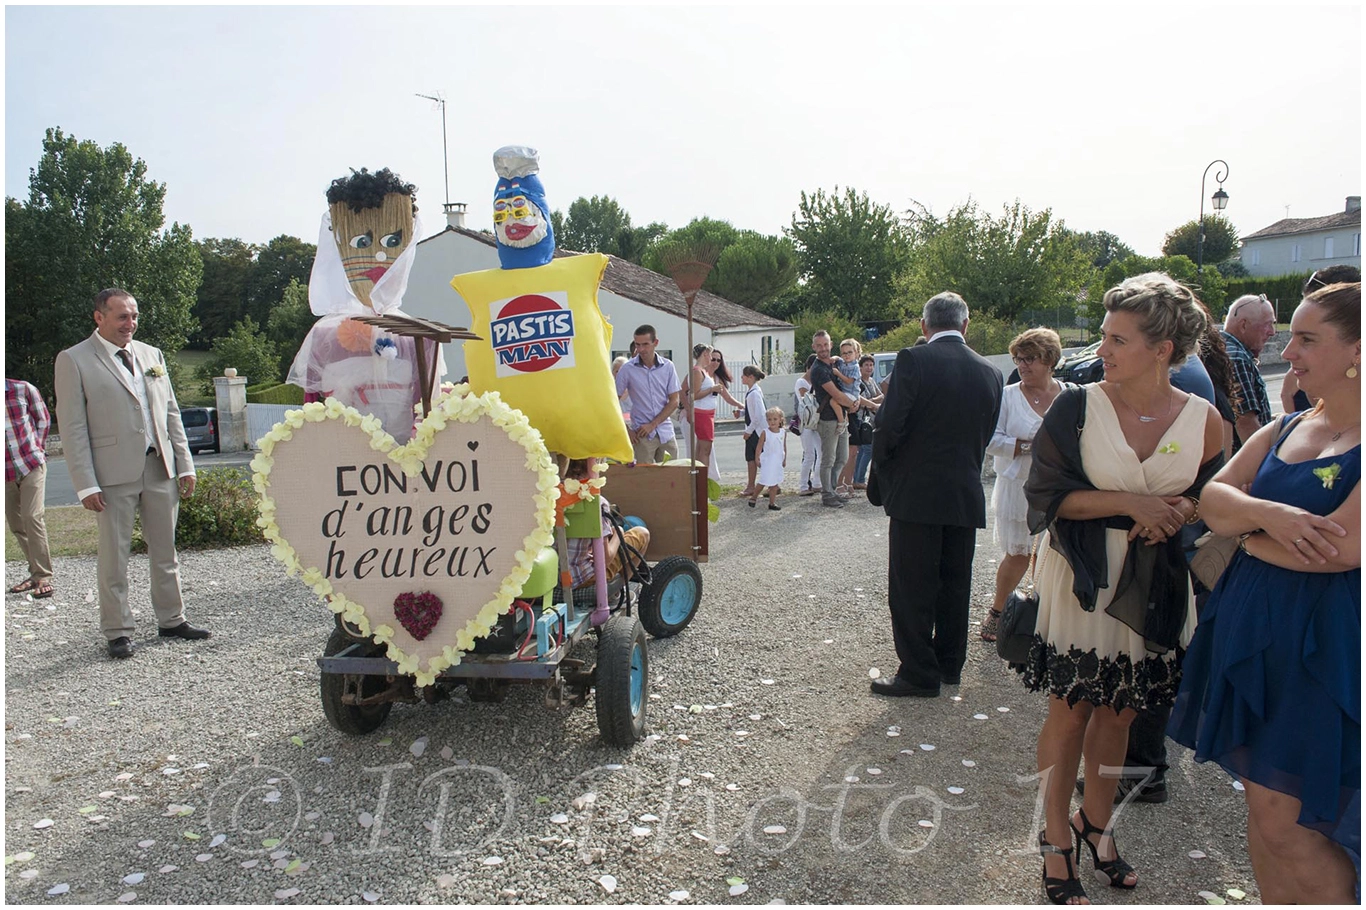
[451,253,633,462]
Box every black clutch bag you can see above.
[995,588,1039,666]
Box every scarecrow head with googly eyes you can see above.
[325,167,418,309]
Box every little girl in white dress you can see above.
[752,406,788,511]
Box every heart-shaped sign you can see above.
[252,392,557,685]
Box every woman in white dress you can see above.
[980,328,1066,642]
[1022,274,1223,904]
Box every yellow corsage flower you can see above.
[1313,463,1343,490]
[1157,441,1181,455]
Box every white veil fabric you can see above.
[286,210,443,443]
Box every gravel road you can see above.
[4,478,1260,905]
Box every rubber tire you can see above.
[595,615,648,746]
[638,556,702,638]
[320,627,393,735]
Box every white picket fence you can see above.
[245,404,293,449]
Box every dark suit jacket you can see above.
[871,335,1003,527]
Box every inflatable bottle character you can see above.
[449,146,632,462]
[286,167,443,443]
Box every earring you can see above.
[1348,364,1359,380]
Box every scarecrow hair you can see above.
[326,167,418,214]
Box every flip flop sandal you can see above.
[8,579,38,594]
[980,608,1002,642]
[32,582,54,599]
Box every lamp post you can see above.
[1197,159,1229,276]
[415,91,453,206]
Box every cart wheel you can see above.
[595,615,648,746]
[321,627,393,736]
[638,556,702,638]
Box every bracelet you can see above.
[1237,531,1256,553]
[1183,495,1201,525]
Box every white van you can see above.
[872,352,897,386]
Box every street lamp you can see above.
[1197,159,1229,275]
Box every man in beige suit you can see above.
[55,288,210,659]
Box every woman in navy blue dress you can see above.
[1170,281,1360,903]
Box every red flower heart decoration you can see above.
[393,591,443,641]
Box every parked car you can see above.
[1052,341,1104,385]
[180,407,220,454]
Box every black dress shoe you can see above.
[108,637,134,659]
[159,622,211,641]
[870,676,940,698]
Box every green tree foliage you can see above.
[549,195,668,264]
[787,187,912,323]
[264,278,316,370]
[192,237,257,346]
[710,232,799,310]
[134,467,263,550]
[196,317,280,393]
[1160,214,1240,265]
[1096,254,1227,321]
[243,235,314,325]
[901,199,1093,322]
[1072,230,1136,270]
[5,128,201,404]
[789,309,864,360]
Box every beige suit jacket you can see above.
[54,334,194,494]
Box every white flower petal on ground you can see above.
[436,874,457,888]
[482,856,503,866]
[410,737,428,758]
[669,889,690,901]
[46,884,69,896]
[947,786,965,795]
[122,873,145,885]
[116,892,137,903]
[868,668,881,679]
[729,884,749,896]
[763,825,787,835]
[33,818,53,829]
[358,812,374,828]
[363,892,379,902]
[598,875,617,894]
[274,888,300,900]
[209,834,226,848]
[919,744,936,751]
[158,865,177,874]
[974,714,989,720]
[918,820,935,828]
[962,759,976,767]
[1188,850,1207,859]
[760,679,775,685]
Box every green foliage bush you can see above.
[196,317,280,394]
[246,382,305,405]
[132,467,263,551]
[963,311,1027,356]
[864,320,922,353]
[789,309,863,358]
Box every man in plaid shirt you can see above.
[5,378,54,597]
[1221,294,1276,452]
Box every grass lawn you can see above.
[172,348,215,406]
[5,505,101,562]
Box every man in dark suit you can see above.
[870,292,1003,697]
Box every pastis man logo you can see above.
[490,291,576,376]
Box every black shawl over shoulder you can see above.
[1023,387,1224,654]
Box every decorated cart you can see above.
[254,150,706,746]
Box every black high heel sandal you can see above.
[1071,806,1136,889]
[1038,831,1088,905]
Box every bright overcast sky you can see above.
[5,4,1361,258]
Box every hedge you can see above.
[132,467,264,551]
[1223,272,1314,320]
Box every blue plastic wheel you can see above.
[638,556,701,638]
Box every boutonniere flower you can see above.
[144,364,166,378]
[1158,441,1181,455]
[1313,463,1343,490]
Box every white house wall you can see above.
[1241,227,1362,277]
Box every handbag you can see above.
[1189,530,1237,592]
[997,539,1042,666]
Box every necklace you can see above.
[1329,423,1360,442]
[1023,379,1056,406]
[1118,388,1172,423]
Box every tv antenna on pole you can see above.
[415,92,450,208]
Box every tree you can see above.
[709,231,799,310]
[1160,214,1240,266]
[556,195,631,254]
[192,237,258,346]
[243,234,314,325]
[1072,230,1136,270]
[900,199,1093,322]
[1095,253,1228,322]
[5,128,201,406]
[787,187,912,323]
[197,317,279,393]
[264,278,316,370]
[613,221,668,264]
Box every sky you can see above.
[5,4,1361,259]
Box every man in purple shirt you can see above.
[614,325,681,463]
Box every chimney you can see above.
[1347,196,1361,214]
[444,202,467,229]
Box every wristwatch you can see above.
[1020,440,1032,453]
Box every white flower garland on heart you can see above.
[250,390,559,688]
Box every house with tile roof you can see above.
[1239,196,1361,278]
[402,206,796,389]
